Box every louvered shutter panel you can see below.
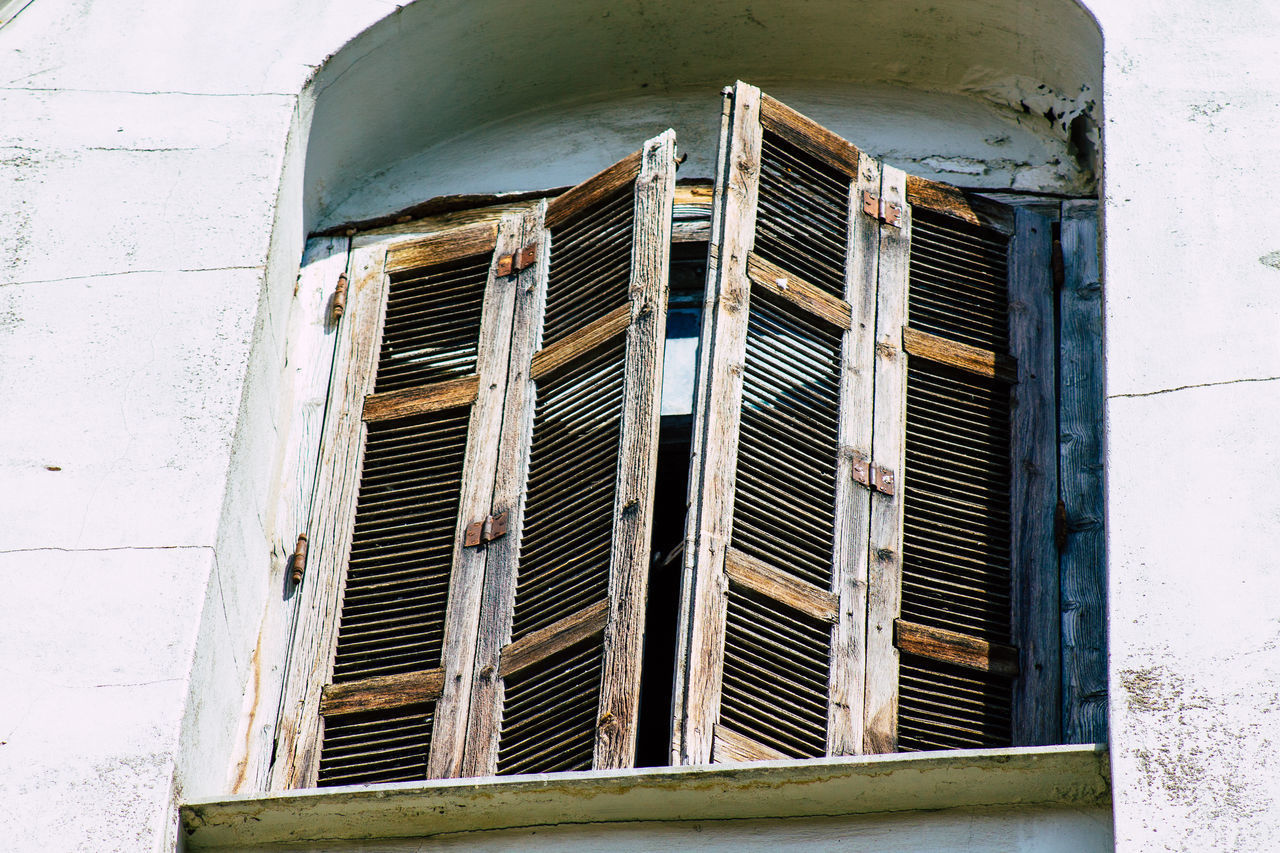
[677,83,880,764]
[272,216,528,787]
[462,131,678,776]
[866,177,1058,751]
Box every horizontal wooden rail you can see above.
[320,667,446,717]
[363,376,479,421]
[894,619,1019,677]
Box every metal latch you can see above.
[861,191,901,227]
[496,243,539,277]
[464,511,509,547]
[852,458,896,496]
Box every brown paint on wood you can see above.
[760,91,861,177]
[385,221,500,273]
[1059,200,1106,745]
[361,376,479,422]
[595,129,677,770]
[893,619,1020,677]
[724,547,839,623]
[320,668,446,717]
[902,326,1018,382]
[712,725,789,763]
[746,252,853,331]
[460,204,549,778]
[529,303,630,380]
[1009,206,1061,747]
[678,81,763,766]
[547,150,643,228]
[498,600,610,679]
[905,175,1014,235]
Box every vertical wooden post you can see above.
[594,129,677,768]
[1058,199,1107,744]
[1009,206,1061,746]
[862,165,910,755]
[678,80,763,765]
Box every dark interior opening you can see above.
[634,242,706,767]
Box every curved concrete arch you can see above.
[299,0,1103,230]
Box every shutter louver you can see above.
[679,83,873,764]
[464,132,677,776]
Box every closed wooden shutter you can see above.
[462,131,678,776]
[271,216,528,787]
[676,82,879,764]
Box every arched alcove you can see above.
[300,0,1102,231]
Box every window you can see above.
[270,82,1101,789]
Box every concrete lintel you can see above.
[181,744,1109,849]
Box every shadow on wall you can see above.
[295,0,1103,233]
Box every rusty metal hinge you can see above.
[496,243,539,277]
[330,273,349,324]
[852,458,896,496]
[289,534,309,585]
[861,191,902,227]
[464,511,509,547]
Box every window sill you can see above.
[181,744,1109,849]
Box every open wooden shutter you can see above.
[462,131,678,776]
[676,83,879,764]
[271,216,527,787]
[865,178,1058,751]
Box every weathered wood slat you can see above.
[498,600,610,679]
[902,326,1017,383]
[1008,206,1061,747]
[827,151,881,758]
[385,221,501,273]
[320,668,446,716]
[362,376,479,422]
[672,183,713,243]
[460,204,549,778]
[746,252,853,330]
[425,214,523,779]
[1059,200,1106,745]
[904,176,1015,235]
[863,165,911,755]
[352,202,538,245]
[547,151,643,228]
[233,236,348,793]
[595,129,677,770]
[760,92,861,177]
[671,91,734,765]
[270,240,392,790]
[724,547,838,623]
[712,725,789,763]
[893,619,1019,677]
[678,81,763,766]
[529,303,630,380]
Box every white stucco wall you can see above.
[3,0,1280,850]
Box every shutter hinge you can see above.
[289,534,309,585]
[330,273,349,324]
[852,458,896,496]
[464,511,509,547]
[862,191,902,227]
[496,243,539,277]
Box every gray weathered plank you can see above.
[386,221,501,273]
[425,214,523,779]
[1058,199,1106,745]
[712,725,789,763]
[269,240,391,790]
[724,547,839,624]
[745,252,853,330]
[1009,206,1061,746]
[863,165,910,755]
[828,151,881,758]
[499,600,610,679]
[595,129,677,769]
[460,203,549,778]
[676,81,763,766]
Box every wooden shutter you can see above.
[866,178,1059,751]
[462,131,678,776]
[271,216,528,787]
[677,82,880,764]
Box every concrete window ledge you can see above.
[180,745,1108,849]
